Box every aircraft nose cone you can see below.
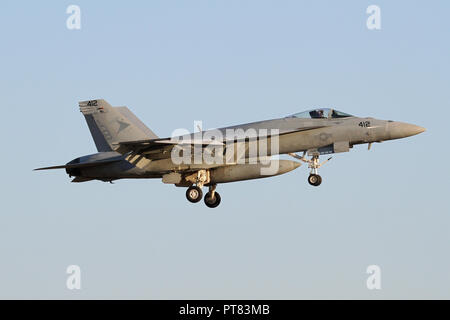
[388,122,426,140]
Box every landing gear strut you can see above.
[204,185,221,208]
[307,155,323,187]
[288,152,332,187]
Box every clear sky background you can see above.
[0,1,449,299]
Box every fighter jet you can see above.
[35,99,425,208]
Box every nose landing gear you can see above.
[288,152,332,187]
[308,173,322,186]
[307,155,324,187]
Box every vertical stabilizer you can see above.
[79,99,158,152]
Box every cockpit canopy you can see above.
[286,108,353,119]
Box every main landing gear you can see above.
[186,185,203,203]
[184,169,222,208]
[204,185,221,208]
[186,184,221,208]
[288,152,332,187]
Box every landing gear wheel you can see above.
[204,191,221,208]
[308,174,322,186]
[186,186,203,203]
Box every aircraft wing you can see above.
[113,126,325,160]
[116,137,224,149]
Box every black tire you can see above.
[308,174,322,186]
[186,186,203,203]
[204,191,221,208]
[316,175,322,186]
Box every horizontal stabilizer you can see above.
[34,164,70,171]
[71,177,95,183]
[34,158,122,171]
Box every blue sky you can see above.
[0,1,449,299]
